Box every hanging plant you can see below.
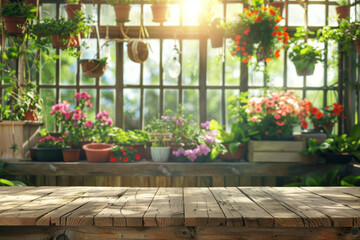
[80,58,107,78]
[65,0,85,20]
[151,0,169,23]
[223,0,288,64]
[107,0,133,23]
[336,0,350,20]
[288,27,323,76]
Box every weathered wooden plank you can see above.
[239,187,304,227]
[248,152,307,163]
[0,187,89,225]
[248,140,305,152]
[277,187,360,227]
[334,187,360,198]
[184,188,225,226]
[210,187,273,227]
[212,176,224,187]
[143,188,184,227]
[263,187,332,227]
[4,162,341,177]
[225,176,238,187]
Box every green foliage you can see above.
[1,1,37,19]
[285,167,340,186]
[288,27,323,65]
[67,0,80,4]
[0,161,26,187]
[337,0,349,6]
[341,176,360,186]
[110,145,140,162]
[107,0,133,4]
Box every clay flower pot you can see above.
[3,16,26,35]
[65,3,84,20]
[114,4,131,23]
[83,143,113,163]
[336,5,350,20]
[62,149,81,162]
[151,3,168,23]
[51,34,71,49]
[209,27,225,48]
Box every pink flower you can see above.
[87,103,92,108]
[96,112,102,119]
[251,116,258,122]
[274,114,281,120]
[272,94,280,101]
[64,112,71,120]
[64,132,69,137]
[276,121,285,126]
[75,92,80,102]
[85,121,93,128]
[299,116,305,121]
[265,100,275,107]
[102,110,109,116]
[107,118,113,126]
[255,106,262,113]
[72,121,77,127]
[74,114,81,120]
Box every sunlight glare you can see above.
[183,0,201,25]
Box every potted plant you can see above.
[289,27,323,76]
[110,145,141,162]
[79,57,107,78]
[146,116,172,162]
[1,1,36,35]
[107,0,133,23]
[309,103,346,136]
[209,18,225,48]
[336,0,350,19]
[223,1,288,64]
[267,0,284,16]
[150,0,169,23]
[65,0,85,20]
[33,135,67,162]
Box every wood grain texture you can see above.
[184,188,225,226]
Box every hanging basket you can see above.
[65,4,85,20]
[114,4,131,23]
[2,16,26,35]
[151,3,168,23]
[80,59,107,78]
[336,5,350,20]
[127,39,149,63]
[51,34,71,49]
[292,58,315,76]
[209,27,224,48]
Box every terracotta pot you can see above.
[313,122,335,133]
[24,111,37,121]
[354,39,360,55]
[79,59,107,78]
[2,16,26,35]
[269,1,284,16]
[83,143,113,163]
[62,149,80,162]
[51,34,71,49]
[65,4,84,20]
[71,140,92,160]
[209,27,225,48]
[151,3,168,23]
[336,5,350,20]
[219,144,245,161]
[113,4,131,23]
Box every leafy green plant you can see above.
[67,0,80,4]
[337,0,349,6]
[0,161,26,187]
[1,1,37,19]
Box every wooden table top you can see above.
[0,187,359,228]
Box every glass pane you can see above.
[207,40,222,86]
[327,90,338,105]
[100,89,116,122]
[164,89,178,112]
[287,56,303,88]
[288,4,304,26]
[328,5,338,27]
[327,40,338,87]
[144,4,158,26]
[268,49,284,87]
[60,51,76,86]
[100,4,116,26]
[308,4,326,26]
[225,39,240,86]
[124,89,140,130]
[248,62,264,87]
[60,89,76,109]
[80,88,96,120]
[128,4,141,26]
[183,89,199,122]
[100,40,116,86]
[80,39,97,86]
[84,4,98,24]
[306,41,324,87]
[163,39,180,85]
[40,89,56,132]
[306,90,324,108]
[144,89,160,127]
[226,3,243,22]
[60,4,66,18]
[124,42,140,85]
[40,48,56,85]
[144,39,160,85]
[164,4,180,26]
[40,3,56,19]
[207,89,222,124]
[225,89,240,130]
[182,40,199,86]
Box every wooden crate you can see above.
[248,140,310,163]
[0,121,42,162]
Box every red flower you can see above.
[242,41,247,46]
[235,35,241,40]
[265,131,269,135]
[129,146,134,150]
[269,9,276,16]
[274,25,279,30]
[135,154,141,160]
[240,46,245,51]
[235,40,240,45]
[243,28,250,35]
[236,46,241,51]
[242,58,249,63]
[310,107,319,115]
[255,16,262,23]
[301,121,308,129]
[315,112,324,119]
[272,32,277,37]
[277,129,282,133]
[242,51,248,56]
[276,121,285,126]
[230,52,236,56]
[123,157,129,162]
[275,50,280,58]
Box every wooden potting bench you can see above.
[0,186,359,239]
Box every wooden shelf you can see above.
[4,161,344,177]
